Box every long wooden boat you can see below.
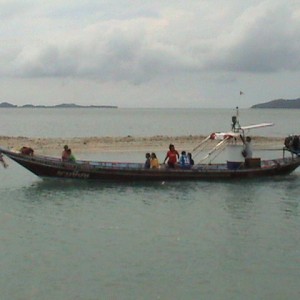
[0,147,299,181]
[1,109,299,181]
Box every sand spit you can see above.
[0,135,285,156]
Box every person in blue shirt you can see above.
[179,151,190,168]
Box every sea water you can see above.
[1,107,300,138]
[0,108,300,300]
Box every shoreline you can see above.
[0,135,285,155]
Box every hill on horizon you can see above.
[0,102,118,109]
[251,98,300,109]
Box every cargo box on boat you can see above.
[245,158,261,169]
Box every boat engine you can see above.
[284,135,300,154]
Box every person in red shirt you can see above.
[163,144,179,168]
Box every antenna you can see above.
[231,106,241,132]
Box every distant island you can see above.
[251,98,300,109]
[0,102,118,109]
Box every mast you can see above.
[231,106,245,141]
[231,106,241,132]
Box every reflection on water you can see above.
[276,176,300,218]
[1,170,300,300]
[23,178,210,194]
[222,182,258,220]
[14,173,300,205]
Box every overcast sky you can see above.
[0,0,299,108]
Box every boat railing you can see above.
[193,138,229,164]
[10,152,144,170]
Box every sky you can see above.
[0,0,299,108]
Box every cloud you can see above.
[10,16,197,83]
[204,1,300,73]
[1,0,300,85]
[0,0,33,19]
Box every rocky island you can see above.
[251,98,300,109]
[0,102,118,109]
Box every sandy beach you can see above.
[0,135,285,156]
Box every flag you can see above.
[240,91,244,95]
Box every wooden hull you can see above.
[1,148,300,181]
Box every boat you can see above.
[1,109,300,181]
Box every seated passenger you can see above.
[179,151,190,168]
[144,152,151,169]
[20,147,34,156]
[62,145,70,161]
[67,149,76,162]
[150,152,160,169]
[188,152,194,166]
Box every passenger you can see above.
[67,149,76,162]
[0,153,8,168]
[188,152,194,166]
[241,136,253,158]
[20,146,34,156]
[163,144,179,168]
[62,145,69,161]
[144,152,151,169]
[179,151,190,168]
[150,152,160,169]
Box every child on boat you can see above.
[144,152,151,169]
[179,151,190,168]
[150,153,160,169]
